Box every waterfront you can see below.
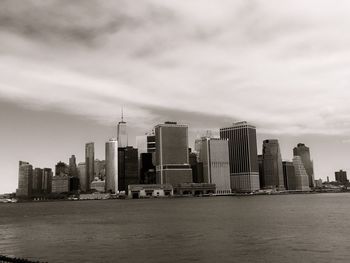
[0,193,349,263]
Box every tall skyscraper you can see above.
[105,139,118,193]
[293,143,315,188]
[32,168,43,195]
[42,168,53,194]
[196,137,231,194]
[85,142,95,191]
[282,161,296,190]
[220,121,260,192]
[118,146,139,192]
[16,161,33,198]
[155,122,192,186]
[293,156,310,191]
[117,110,128,148]
[262,139,285,190]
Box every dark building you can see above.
[16,161,33,198]
[189,152,204,183]
[262,139,285,190]
[220,121,260,192]
[293,143,315,188]
[140,153,156,184]
[335,170,348,184]
[32,168,43,195]
[69,155,78,177]
[118,146,139,192]
[258,155,264,189]
[85,142,95,191]
[69,177,80,192]
[42,168,53,194]
[155,122,193,186]
[55,161,69,176]
[283,161,297,190]
[147,135,156,153]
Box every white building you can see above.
[293,156,310,191]
[196,137,231,194]
[105,138,118,193]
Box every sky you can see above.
[1,0,350,193]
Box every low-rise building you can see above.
[128,184,173,198]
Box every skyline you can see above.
[2,0,350,192]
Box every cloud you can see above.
[1,0,350,135]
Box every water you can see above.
[0,193,350,263]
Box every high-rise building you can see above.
[282,161,296,190]
[258,155,264,189]
[78,162,87,192]
[16,161,33,198]
[196,137,231,194]
[140,152,156,184]
[335,170,348,184]
[189,152,204,183]
[262,139,285,190]
[219,121,260,192]
[52,175,70,193]
[293,143,315,188]
[117,112,128,148]
[32,168,43,195]
[55,161,69,176]
[155,122,192,186]
[105,139,118,193]
[118,146,139,192]
[293,156,310,191]
[69,155,78,177]
[42,168,53,194]
[85,142,95,191]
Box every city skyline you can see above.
[2,1,350,193]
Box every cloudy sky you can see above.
[1,0,350,193]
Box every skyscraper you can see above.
[42,168,53,194]
[293,156,310,191]
[118,146,139,192]
[282,161,296,190]
[105,139,118,193]
[155,122,192,186]
[196,137,231,194]
[32,168,43,195]
[85,142,95,191]
[69,155,78,177]
[293,143,315,188]
[220,121,259,192]
[262,139,285,190]
[78,162,87,192]
[117,111,128,148]
[335,170,348,184]
[16,161,33,198]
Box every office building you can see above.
[52,175,69,193]
[32,168,43,195]
[55,161,69,176]
[105,139,118,193]
[16,161,33,198]
[196,137,231,194]
[282,161,296,190]
[262,139,285,190]
[118,146,139,192]
[117,113,128,148]
[293,156,310,191]
[258,155,264,189]
[69,155,78,177]
[220,121,260,192]
[78,162,87,192]
[293,143,315,188]
[140,152,156,184]
[335,170,348,184]
[85,142,95,191]
[189,152,204,183]
[42,168,53,194]
[155,122,192,186]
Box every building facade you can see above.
[196,137,231,194]
[117,116,128,148]
[293,143,315,188]
[335,170,348,184]
[16,161,33,198]
[155,122,192,186]
[52,175,70,193]
[85,142,95,191]
[293,156,310,191]
[42,168,53,194]
[262,139,285,190]
[118,146,139,192]
[219,122,260,192]
[78,162,87,192]
[282,161,296,190]
[105,139,118,193]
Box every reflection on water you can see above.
[1,194,350,263]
